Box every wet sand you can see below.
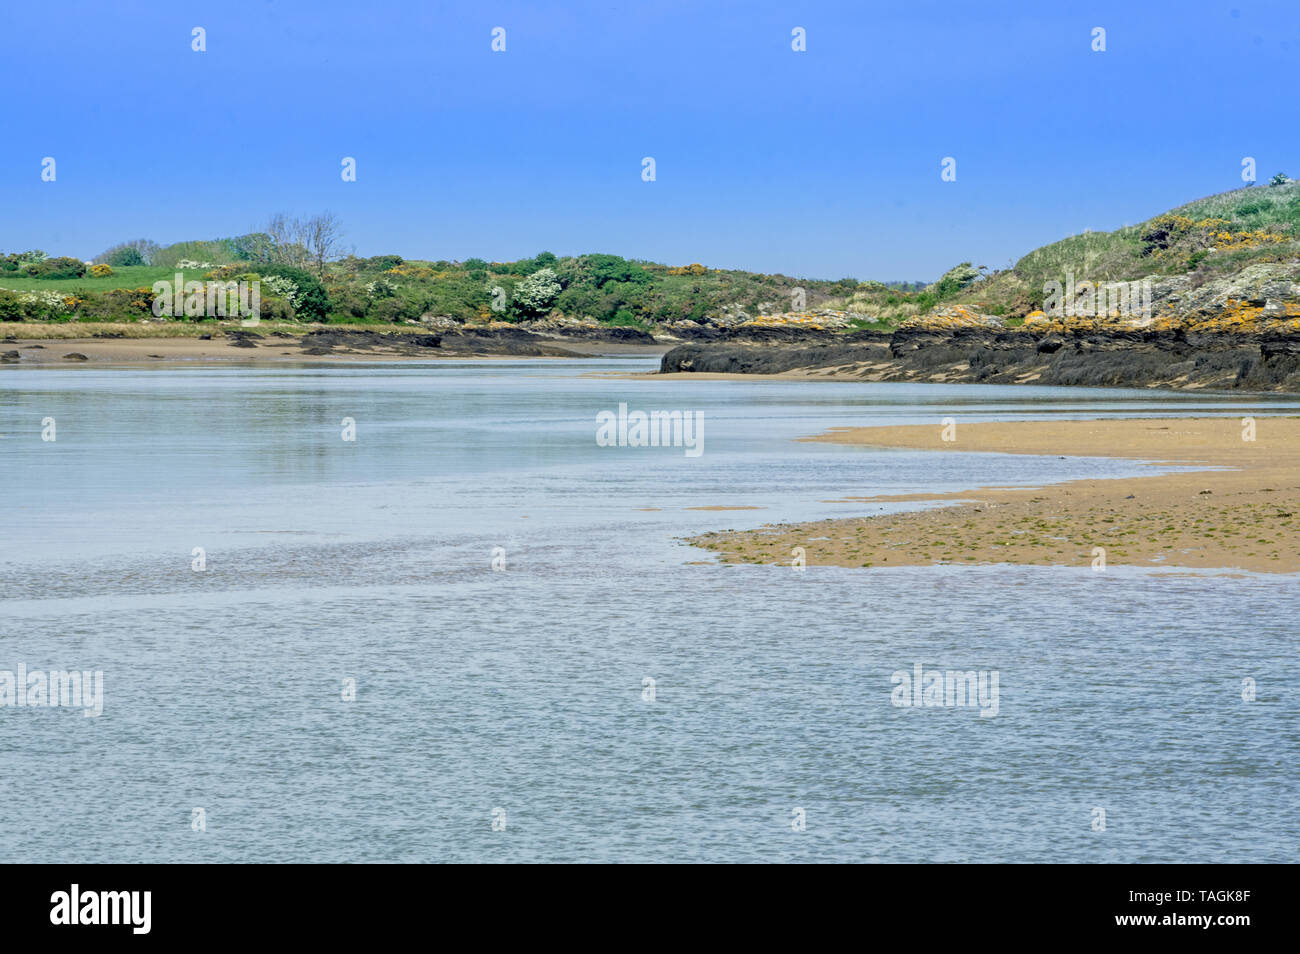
[690,417,1300,574]
[0,336,666,366]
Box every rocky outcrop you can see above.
[296,327,587,357]
[660,326,1300,391]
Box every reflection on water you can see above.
[1,359,1297,861]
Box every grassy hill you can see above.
[826,180,1300,324]
[0,265,206,293]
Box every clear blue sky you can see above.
[2,0,1296,281]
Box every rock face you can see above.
[296,327,585,358]
[660,262,1300,391]
[660,326,1300,391]
[898,305,1003,331]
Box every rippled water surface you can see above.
[2,358,1297,862]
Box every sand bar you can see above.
[0,335,664,366]
[689,417,1300,574]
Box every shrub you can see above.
[366,296,422,323]
[0,290,22,321]
[511,267,562,317]
[365,277,398,299]
[90,263,114,277]
[249,264,330,320]
[578,253,651,288]
[329,286,370,319]
[33,256,87,279]
[254,297,294,322]
[111,247,144,266]
[1140,214,1195,255]
[96,240,159,267]
[73,287,156,320]
[933,262,980,299]
[152,240,233,269]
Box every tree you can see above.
[579,253,651,288]
[254,264,331,320]
[229,232,275,263]
[263,213,309,268]
[302,212,344,278]
[511,267,562,317]
[33,256,86,279]
[261,212,345,275]
[1269,172,1291,186]
[98,239,159,267]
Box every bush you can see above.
[111,247,144,266]
[73,287,156,320]
[254,297,294,322]
[152,240,233,269]
[933,262,980,299]
[366,296,422,323]
[1,250,48,271]
[578,253,651,288]
[511,267,562,317]
[104,245,146,267]
[33,256,87,279]
[329,286,370,319]
[249,264,330,320]
[90,263,114,277]
[0,290,22,321]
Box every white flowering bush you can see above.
[177,259,212,269]
[261,275,301,308]
[365,277,397,299]
[0,287,72,318]
[511,267,562,317]
[20,290,68,309]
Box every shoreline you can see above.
[0,335,669,366]
[689,416,1300,574]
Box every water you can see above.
[1,357,1297,862]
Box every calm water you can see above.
[2,357,1298,862]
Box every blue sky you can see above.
[2,0,1297,280]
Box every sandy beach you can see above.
[0,335,667,366]
[690,416,1300,574]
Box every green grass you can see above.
[1013,180,1300,290]
[845,317,894,331]
[1170,180,1300,229]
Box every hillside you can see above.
[0,248,874,331]
[3,180,1299,336]
[946,180,1300,321]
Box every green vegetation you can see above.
[1,236,889,327]
[7,182,1299,330]
[902,179,1300,321]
